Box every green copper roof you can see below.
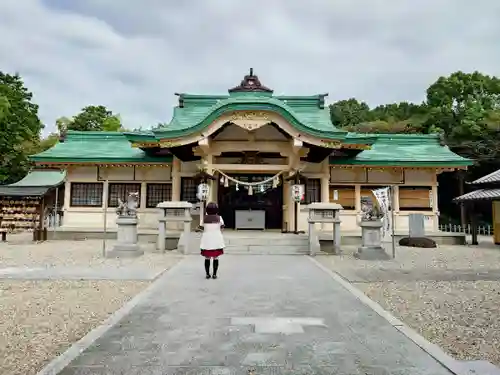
[10,170,66,187]
[330,134,472,167]
[30,131,172,164]
[153,91,345,139]
[0,170,66,197]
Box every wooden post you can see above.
[470,202,478,245]
[458,171,467,231]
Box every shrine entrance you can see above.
[217,174,283,230]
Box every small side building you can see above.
[454,169,500,245]
[0,170,66,240]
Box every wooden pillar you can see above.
[321,160,330,203]
[64,180,71,210]
[172,157,181,201]
[102,180,109,210]
[393,186,400,212]
[355,185,361,212]
[392,185,400,232]
[140,182,147,208]
[470,202,478,246]
[458,171,467,230]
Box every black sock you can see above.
[213,259,219,276]
[204,259,210,275]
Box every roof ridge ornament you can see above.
[228,68,273,94]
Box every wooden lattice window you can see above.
[329,185,355,209]
[146,183,172,208]
[70,183,103,207]
[399,186,432,211]
[181,178,198,203]
[305,179,321,204]
[108,183,141,207]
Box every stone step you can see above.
[224,237,308,246]
[220,245,309,255]
[186,245,309,255]
[184,232,310,255]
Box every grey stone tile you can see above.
[54,255,454,375]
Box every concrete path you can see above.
[54,255,453,374]
[0,266,163,280]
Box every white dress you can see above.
[200,217,225,250]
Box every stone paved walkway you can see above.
[55,255,453,374]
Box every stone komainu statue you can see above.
[360,201,384,221]
[116,192,139,217]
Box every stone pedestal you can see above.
[307,203,343,256]
[106,216,143,258]
[354,220,390,260]
[157,201,193,254]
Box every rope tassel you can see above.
[248,185,253,195]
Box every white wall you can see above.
[63,166,178,230]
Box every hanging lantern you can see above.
[260,183,264,193]
[196,183,210,201]
[236,183,239,191]
[291,184,305,203]
[248,185,253,195]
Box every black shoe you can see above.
[212,274,217,279]
[206,274,211,279]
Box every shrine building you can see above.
[30,70,472,234]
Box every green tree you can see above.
[424,71,500,162]
[330,98,371,127]
[0,95,10,120]
[0,72,43,184]
[102,114,123,131]
[55,116,72,133]
[68,105,123,131]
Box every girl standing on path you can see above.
[200,202,225,279]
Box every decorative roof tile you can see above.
[470,169,500,184]
[454,188,500,201]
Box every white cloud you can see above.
[1,0,500,133]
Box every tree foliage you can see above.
[0,72,43,184]
[423,71,500,163]
[331,98,430,134]
[65,105,123,132]
[329,71,500,167]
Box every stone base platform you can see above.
[353,245,391,260]
[105,243,144,258]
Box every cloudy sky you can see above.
[1,0,499,133]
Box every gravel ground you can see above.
[0,280,149,375]
[357,280,500,365]
[0,236,183,375]
[0,236,183,271]
[316,242,500,366]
